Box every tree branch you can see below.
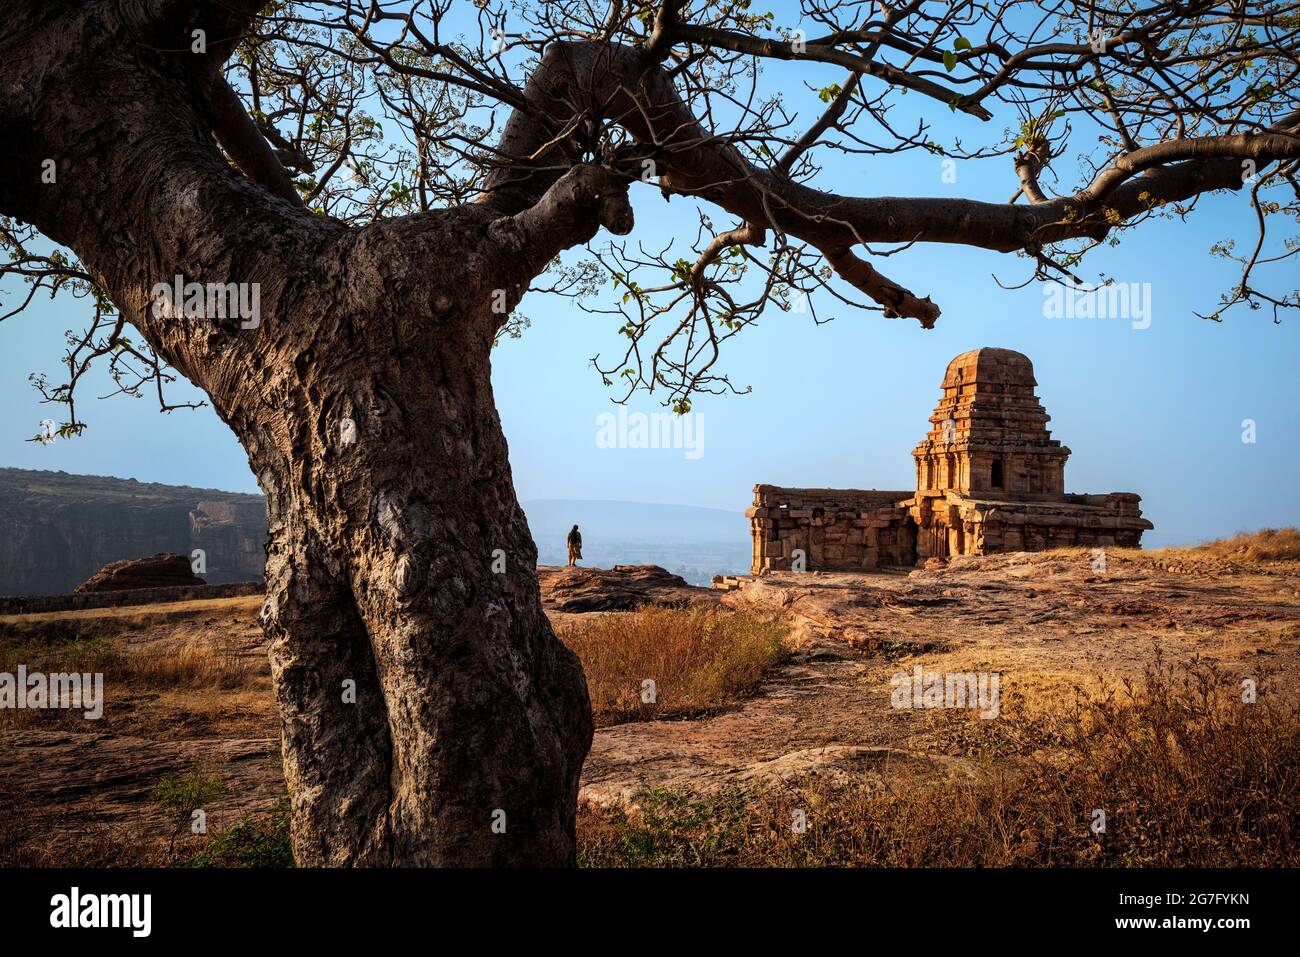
[669,23,994,121]
[479,40,1300,325]
[502,163,634,277]
[209,74,305,206]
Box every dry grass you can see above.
[1179,527,1300,563]
[0,810,173,868]
[558,607,789,726]
[579,657,1299,866]
[0,634,257,729]
[0,636,121,676]
[1,593,264,730]
[1133,526,1300,568]
[123,639,255,691]
[1020,528,1300,576]
[0,790,293,869]
[0,595,261,642]
[0,635,253,690]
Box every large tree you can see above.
[1,0,1296,865]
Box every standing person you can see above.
[566,525,583,566]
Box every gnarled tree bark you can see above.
[0,1,632,866]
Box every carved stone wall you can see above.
[907,490,1151,562]
[747,485,915,575]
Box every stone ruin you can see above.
[747,348,1152,575]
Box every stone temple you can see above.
[747,348,1152,574]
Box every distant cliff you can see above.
[0,468,266,595]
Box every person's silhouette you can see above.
[566,524,583,566]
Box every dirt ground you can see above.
[586,548,1300,801]
[2,548,1297,856]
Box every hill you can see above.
[0,468,266,595]
[3,541,1296,866]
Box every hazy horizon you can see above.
[0,465,1289,552]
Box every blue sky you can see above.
[2,7,1296,547]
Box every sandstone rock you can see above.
[75,552,205,592]
[537,564,718,613]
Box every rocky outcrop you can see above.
[537,564,718,612]
[75,552,204,592]
[0,468,266,595]
[189,499,267,582]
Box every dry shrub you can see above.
[579,658,1299,866]
[558,607,788,726]
[1184,527,1300,563]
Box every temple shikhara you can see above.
[748,348,1152,575]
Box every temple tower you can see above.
[912,347,1068,500]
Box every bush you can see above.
[185,800,294,868]
[150,768,225,817]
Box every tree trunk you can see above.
[239,226,594,866]
[0,1,621,866]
